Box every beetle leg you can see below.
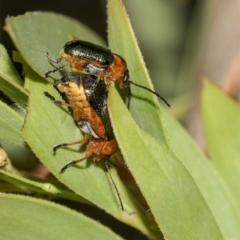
[44,65,65,78]
[59,155,87,174]
[44,91,71,107]
[45,52,62,64]
[53,135,89,153]
[45,52,66,78]
[59,137,93,174]
[126,82,131,109]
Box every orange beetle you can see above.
[44,73,123,210]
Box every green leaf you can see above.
[201,79,240,204]
[5,12,106,78]
[163,108,240,239]
[108,2,240,239]
[109,86,223,240]
[108,0,169,146]
[162,108,240,239]
[0,100,26,148]
[0,169,89,204]
[0,44,28,105]
[0,193,123,240]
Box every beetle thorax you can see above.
[104,54,128,87]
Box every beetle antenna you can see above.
[104,159,124,211]
[128,80,170,107]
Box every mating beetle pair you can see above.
[45,40,170,108]
[45,40,169,211]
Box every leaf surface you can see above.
[0,193,123,240]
